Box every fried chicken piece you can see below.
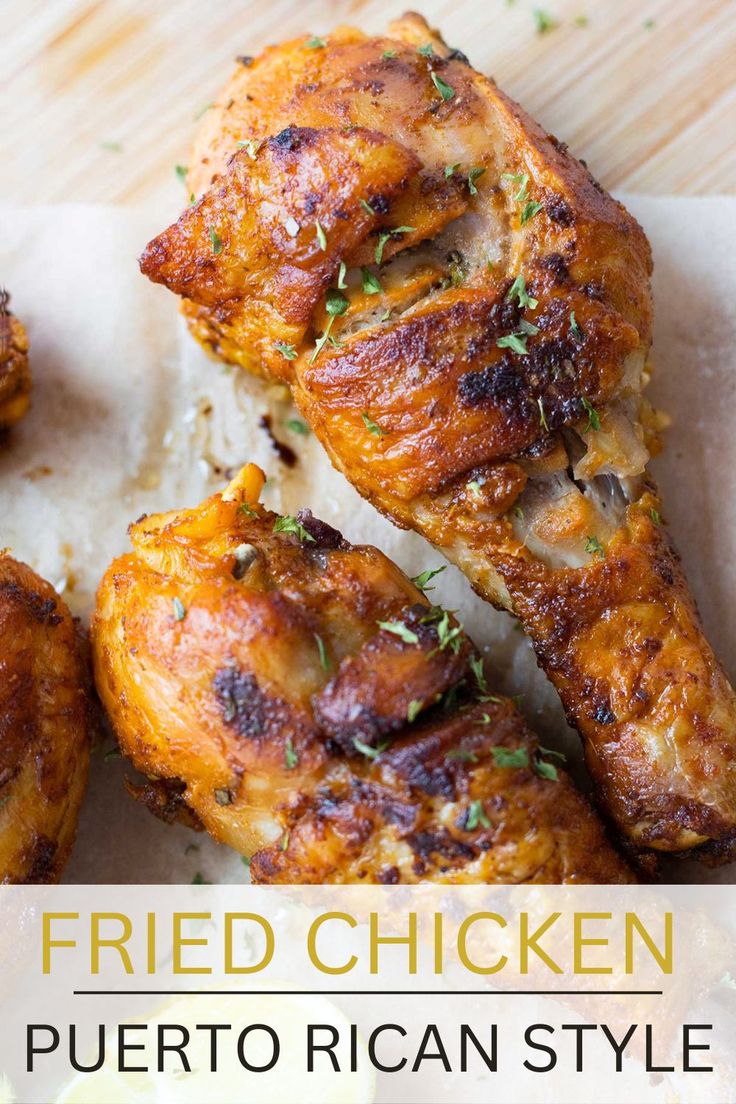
[0,555,90,882]
[91,465,633,884]
[140,14,736,861]
[0,290,31,431]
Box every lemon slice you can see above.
[55,990,374,1104]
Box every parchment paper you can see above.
[0,197,734,884]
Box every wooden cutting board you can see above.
[3,0,735,207]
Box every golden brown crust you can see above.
[91,466,634,884]
[0,291,31,431]
[138,16,736,861]
[0,556,90,882]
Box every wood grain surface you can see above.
[3,0,735,208]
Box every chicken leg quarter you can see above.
[139,13,736,861]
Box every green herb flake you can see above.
[469,654,488,694]
[570,310,582,338]
[465,799,492,830]
[314,632,330,670]
[285,417,309,435]
[239,502,258,518]
[537,396,549,432]
[446,748,478,763]
[209,228,223,255]
[431,72,455,101]
[418,43,435,57]
[310,288,350,362]
[104,747,121,762]
[585,534,605,558]
[533,8,557,34]
[172,597,186,622]
[506,274,538,310]
[315,220,327,250]
[377,620,419,645]
[492,746,530,769]
[643,18,656,30]
[284,737,299,771]
[353,736,390,760]
[273,515,315,543]
[191,872,210,885]
[337,261,348,289]
[534,757,559,781]
[362,412,386,436]
[374,225,414,265]
[581,396,601,433]
[237,138,262,160]
[411,565,446,591]
[502,171,529,202]
[444,162,461,178]
[497,332,529,355]
[467,480,482,497]
[650,508,661,526]
[382,49,397,60]
[175,164,188,183]
[575,15,589,27]
[361,267,383,295]
[467,167,486,195]
[214,787,233,806]
[520,200,544,225]
[305,35,327,49]
[274,341,298,361]
[360,198,376,215]
[407,699,423,723]
[241,854,251,868]
[434,609,464,654]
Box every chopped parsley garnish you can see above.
[382,49,397,60]
[533,8,557,34]
[469,654,488,694]
[497,332,529,355]
[353,737,391,759]
[444,162,461,178]
[172,597,186,621]
[361,267,383,295]
[407,699,423,723]
[238,138,262,159]
[174,164,188,183]
[467,480,482,497]
[314,632,330,670]
[434,609,464,653]
[446,748,478,763]
[570,310,582,338]
[534,757,559,781]
[418,43,435,56]
[643,18,656,30]
[514,504,525,520]
[214,787,233,805]
[337,261,347,288]
[506,274,538,309]
[650,508,661,526]
[465,800,492,830]
[431,72,455,101]
[315,220,327,250]
[374,225,414,265]
[537,397,549,431]
[520,200,544,225]
[585,535,605,558]
[209,228,223,254]
[581,396,601,432]
[191,872,210,884]
[103,747,121,761]
[273,515,315,542]
[239,502,258,518]
[285,417,309,435]
[360,198,376,215]
[378,620,419,644]
[305,35,326,49]
[274,341,298,360]
[467,167,486,195]
[310,288,349,362]
[492,746,529,769]
[411,565,446,591]
[362,412,386,436]
[241,854,251,867]
[284,737,299,770]
[502,171,529,201]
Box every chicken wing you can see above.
[139,14,736,861]
[0,290,31,431]
[91,465,634,884]
[0,555,90,882]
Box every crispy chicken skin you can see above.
[0,290,31,431]
[0,555,89,882]
[91,465,634,884]
[139,14,736,861]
